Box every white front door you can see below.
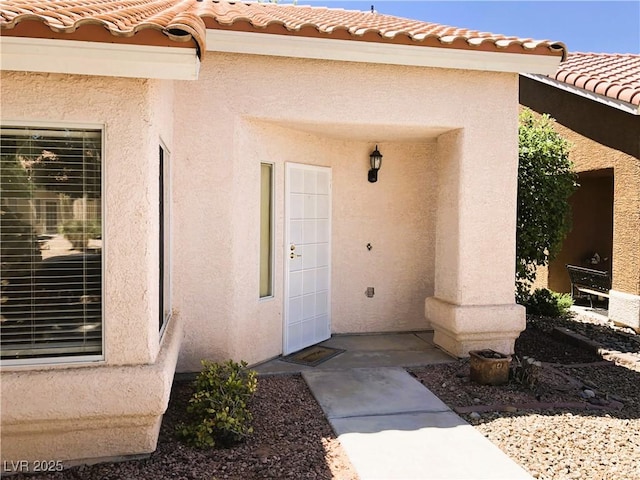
[284,163,332,355]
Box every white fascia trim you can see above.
[522,73,639,115]
[0,37,200,80]
[206,29,562,74]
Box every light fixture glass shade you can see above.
[369,145,383,170]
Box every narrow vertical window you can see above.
[159,144,171,331]
[260,163,273,298]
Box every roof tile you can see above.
[618,89,634,104]
[1,0,565,59]
[551,52,640,106]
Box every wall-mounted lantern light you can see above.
[368,145,383,183]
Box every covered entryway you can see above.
[283,162,332,355]
[548,168,614,296]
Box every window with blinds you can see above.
[0,126,103,363]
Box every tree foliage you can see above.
[0,205,42,279]
[2,131,101,200]
[0,155,41,280]
[0,129,100,284]
[516,108,577,301]
[15,137,101,199]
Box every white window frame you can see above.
[159,140,172,338]
[0,120,106,367]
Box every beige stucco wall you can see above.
[0,71,182,463]
[172,53,524,369]
[1,53,528,464]
[0,71,174,365]
[1,316,183,465]
[233,122,437,361]
[426,109,525,357]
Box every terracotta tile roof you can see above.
[552,53,640,106]
[1,0,206,49]
[1,0,566,59]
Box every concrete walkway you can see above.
[303,367,533,480]
[254,334,532,479]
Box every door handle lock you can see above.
[290,252,302,259]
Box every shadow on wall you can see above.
[549,170,613,294]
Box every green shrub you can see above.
[523,288,573,318]
[176,360,257,449]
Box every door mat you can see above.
[282,345,345,367]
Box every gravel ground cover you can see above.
[11,376,358,480]
[412,314,640,480]
[11,313,640,480]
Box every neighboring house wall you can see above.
[520,76,640,329]
[3,191,99,236]
[550,173,614,292]
[0,71,183,463]
[172,53,524,370]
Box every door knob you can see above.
[290,252,302,259]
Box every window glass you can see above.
[260,163,273,298]
[0,126,102,362]
[159,144,171,331]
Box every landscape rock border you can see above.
[552,325,640,371]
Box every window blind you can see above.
[0,126,103,362]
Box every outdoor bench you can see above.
[566,264,611,308]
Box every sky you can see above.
[301,1,640,54]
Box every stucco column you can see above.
[425,128,525,357]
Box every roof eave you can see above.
[0,31,563,81]
[0,36,200,80]
[522,73,640,115]
[205,30,563,74]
